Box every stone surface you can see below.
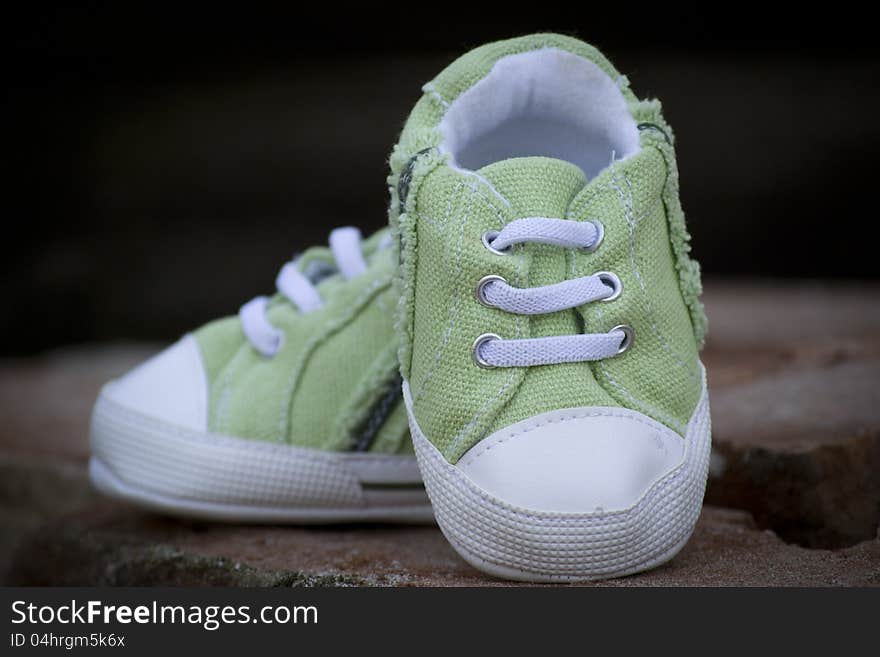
[1,281,878,585]
[700,281,880,549]
[0,343,157,462]
[6,497,878,587]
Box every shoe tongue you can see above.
[476,157,587,340]
[476,157,587,218]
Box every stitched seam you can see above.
[397,154,448,382]
[461,170,511,208]
[415,174,462,230]
[594,309,686,434]
[448,190,524,458]
[412,181,471,401]
[331,339,398,451]
[564,167,691,429]
[412,172,516,405]
[633,183,663,227]
[576,164,695,433]
[275,277,390,443]
[611,167,699,382]
[411,171,520,404]
[620,170,697,375]
[564,159,659,224]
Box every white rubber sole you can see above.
[90,394,434,524]
[405,366,712,582]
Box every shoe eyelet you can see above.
[611,324,635,354]
[481,230,511,256]
[474,275,507,308]
[471,333,501,368]
[595,271,623,302]
[582,220,604,253]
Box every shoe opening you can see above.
[438,48,640,179]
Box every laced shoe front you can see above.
[89,227,431,523]
[389,34,712,580]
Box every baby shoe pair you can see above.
[91,34,711,582]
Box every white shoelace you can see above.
[474,217,631,368]
[240,227,368,357]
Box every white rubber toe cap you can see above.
[456,408,685,513]
[101,335,208,432]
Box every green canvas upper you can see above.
[389,34,707,464]
[193,228,412,455]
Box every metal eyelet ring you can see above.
[474,275,507,308]
[582,220,604,253]
[595,271,623,302]
[471,333,501,368]
[611,324,635,354]
[481,230,511,256]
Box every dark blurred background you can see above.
[5,7,878,356]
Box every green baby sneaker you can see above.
[390,34,712,580]
[90,227,432,523]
